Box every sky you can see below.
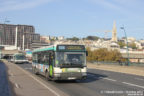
[0,0,144,39]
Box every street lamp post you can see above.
[120,25,130,66]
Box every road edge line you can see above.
[122,82,144,89]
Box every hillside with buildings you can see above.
[1,22,144,63]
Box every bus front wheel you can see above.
[45,71,51,81]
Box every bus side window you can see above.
[35,54,38,63]
[44,55,49,65]
[38,53,42,64]
[33,53,37,63]
[41,54,45,64]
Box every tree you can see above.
[84,36,99,41]
[118,41,125,48]
[128,42,137,49]
[86,47,93,61]
[86,48,125,62]
[67,37,79,41]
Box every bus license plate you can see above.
[68,77,76,80]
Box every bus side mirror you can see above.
[86,51,88,56]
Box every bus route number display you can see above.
[57,45,85,50]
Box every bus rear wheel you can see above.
[33,67,39,75]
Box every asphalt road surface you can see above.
[16,63,144,96]
[0,62,11,96]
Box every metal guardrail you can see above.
[121,53,144,59]
[89,61,144,67]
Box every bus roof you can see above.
[32,44,85,53]
[32,45,56,53]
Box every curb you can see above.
[88,63,144,77]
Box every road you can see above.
[0,62,12,96]
[16,63,144,96]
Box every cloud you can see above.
[0,0,54,12]
[88,0,142,12]
[89,0,144,11]
[89,0,144,19]
[89,0,122,10]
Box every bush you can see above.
[86,48,126,62]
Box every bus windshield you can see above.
[15,55,26,60]
[55,52,86,68]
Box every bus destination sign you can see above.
[57,45,85,51]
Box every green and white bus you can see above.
[12,53,29,64]
[32,44,87,80]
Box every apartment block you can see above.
[0,24,40,50]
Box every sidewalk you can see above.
[87,62,144,77]
[3,60,68,96]
[0,61,11,96]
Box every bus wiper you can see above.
[71,64,83,68]
[71,63,81,65]
[63,63,71,66]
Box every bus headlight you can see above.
[81,67,87,72]
[54,73,60,77]
[54,68,62,73]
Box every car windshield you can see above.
[55,52,86,67]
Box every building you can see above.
[127,37,136,42]
[40,36,51,43]
[30,41,50,49]
[0,24,40,50]
[58,36,65,40]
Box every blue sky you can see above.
[0,0,144,39]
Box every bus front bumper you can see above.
[53,72,87,80]
[15,60,29,64]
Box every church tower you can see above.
[111,21,117,42]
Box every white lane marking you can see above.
[103,78,117,82]
[98,77,117,82]
[24,68,32,70]
[135,78,144,81]
[14,64,60,96]
[122,82,144,89]
[15,83,20,88]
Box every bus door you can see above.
[49,52,54,77]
